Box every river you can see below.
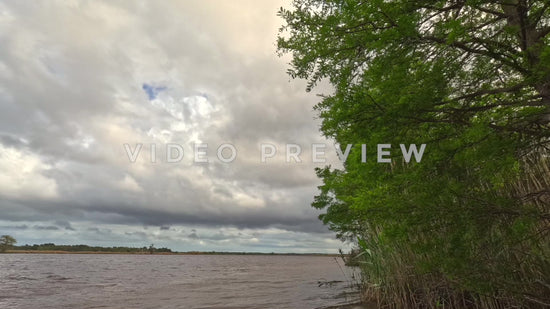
[0,254,362,309]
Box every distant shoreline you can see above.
[4,250,340,257]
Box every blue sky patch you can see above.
[142,83,167,100]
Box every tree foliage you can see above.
[0,235,17,252]
[13,243,173,253]
[278,1,549,307]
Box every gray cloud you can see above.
[0,1,344,253]
[54,220,76,231]
[33,225,59,231]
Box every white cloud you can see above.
[116,174,142,193]
[0,144,58,200]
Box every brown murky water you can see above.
[0,254,361,309]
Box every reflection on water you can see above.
[0,254,361,309]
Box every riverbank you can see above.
[4,249,340,256]
[325,302,378,309]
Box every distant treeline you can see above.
[16,243,172,253]
[11,244,335,256]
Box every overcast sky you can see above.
[0,1,351,253]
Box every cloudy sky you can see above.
[0,1,350,253]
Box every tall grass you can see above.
[353,147,550,308]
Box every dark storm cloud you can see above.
[1,191,331,235]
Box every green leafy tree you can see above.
[278,1,549,308]
[0,235,17,252]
